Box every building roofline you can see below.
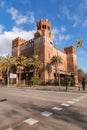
[64,45,76,49]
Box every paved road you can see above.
[0,87,87,130]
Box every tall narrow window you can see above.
[45,25,46,29]
[48,53,50,59]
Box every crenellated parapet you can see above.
[64,46,77,73]
[34,19,53,41]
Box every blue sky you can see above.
[0,0,87,72]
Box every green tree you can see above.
[50,55,63,82]
[16,55,27,84]
[10,64,17,73]
[78,69,85,83]
[0,56,5,73]
[46,62,52,81]
[1,55,16,85]
[29,55,42,77]
[0,56,5,79]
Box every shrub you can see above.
[54,80,59,86]
[30,76,41,85]
[46,79,54,85]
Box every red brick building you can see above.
[12,19,78,84]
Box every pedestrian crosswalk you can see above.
[41,111,53,117]
[61,103,70,107]
[52,106,63,111]
[6,128,13,130]
[67,101,75,104]
[23,118,39,126]
[72,99,80,101]
[5,94,87,130]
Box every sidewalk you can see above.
[0,85,87,93]
[29,85,87,93]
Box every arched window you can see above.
[42,25,44,29]
[45,25,46,29]
[48,26,50,30]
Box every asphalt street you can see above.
[0,86,87,130]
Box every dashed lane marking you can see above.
[81,95,87,98]
[67,101,75,104]
[78,95,87,99]
[52,107,63,111]
[5,128,13,130]
[61,103,70,107]
[41,111,53,117]
[77,97,83,100]
[23,118,39,126]
[72,99,80,102]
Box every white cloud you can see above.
[59,34,71,41]
[73,15,80,28]
[8,7,35,25]
[61,6,81,28]
[0,27,35,56]
[80,51,84,54]
[55,34,71,46]
[59,34,64,41]
[61,26,66,33]
[82,19,87,27]
[52,28,59,34]
[64,34,71,40]
[27,12,35,24]
[61,6,72,20]
[52,27,71,44]
[52,28,60,40]
[0,25,4,33]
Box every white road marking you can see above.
[77,97,83,100]
[61,103,70,107]
[41,111,53,117]
[23,118,39,125]
[52,107,63,111]
[5,128,13,130]
[81,95,87,98]
[67,101,75,104]
[72,99,79,101]
[78,95,87,99]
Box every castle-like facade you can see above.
[12,19,78,84]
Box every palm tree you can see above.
[10,64,17,74]
[50,55,63,84]
[46,62,52,81]
[16,55,27,84]
[0,56,5,73]
[29,55,42,77]
[1,55,16,85]
[0,56,5,81]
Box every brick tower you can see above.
[34,19,53,40]
[64,46,78,83]
[34,19,54,81]
[12,37,27,57]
